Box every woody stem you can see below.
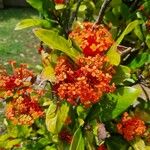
[95,0,112,25]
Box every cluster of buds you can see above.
[54,54,115,107]
[117,112,146,141]
[0,61,44,125]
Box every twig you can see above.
[129,0,140,12]
[95,0,112,25]
[68,0,83,31]
[139,84,150,101]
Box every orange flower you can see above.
[5,94,44,125]
[0,63,35,99]
[69,22,113,56]
[117,112,146,141]
[54,55,115,107]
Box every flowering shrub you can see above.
[0,0,150,150]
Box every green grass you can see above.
[0,8,41,70]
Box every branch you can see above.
[68,0,83,31]
[129,0,140,12]
[95,0,112,25]
[140,84,150,101]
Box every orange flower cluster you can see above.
[54,55,115,107]
[117,112,146,141]
[0,62,34,99]
[0,62,44,125]
[5,94,44,125]
[69,22,113,56]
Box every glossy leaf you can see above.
[45,145,57,150]
[5,139,21,149]
[26,0,43,12]
[146,34,150,49]
[46,102,58,134]
[107,43,121,66]
[99,87,141,122]
[107,20,142,66]
[112,65,131,85]
[56,102,70,132]
[69,128,84,150]
[34,28,81,60]
[85,131,95,150]
[116,20,143,44]
[129,52,150,69]
[15,19,51,30]
[41,65,56,82]
[46,102,69,134]
[111,0,122,6]
[131,138,149,150]
[134,25,144,41]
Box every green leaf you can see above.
[46,102,69,134]
[69,128,84,150]
[34,28,81,60]
[15,19,51,30]
[0,134,9,142]
[117,20,143,44]
[45,145,57,150]
[107,20,142,66]
[17,125,32,138]
[85,131,95,150]
[99,87,141,121]
[134,25,144,41]
[41,65,56,82]
[5,139,21,149]
[106,136,129,150]
[37,137,50,146]
[111,0,122,6]
[110,87,141,119]
[26,0,43,12]
[146,34,150,49]
[107,43,121,66]
[112,65,131,85]
[131,138,147,150]
[26,0,54,18]
[129,52,150,69]
[46,102,58,134]
[56,102,70,132]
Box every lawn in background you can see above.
[0,8,41,71]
